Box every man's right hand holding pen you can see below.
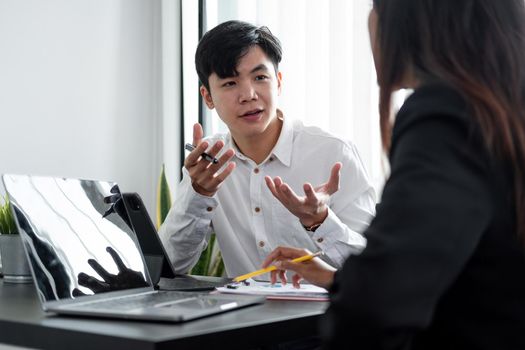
[185,123,236,197]
[262,246,337,290]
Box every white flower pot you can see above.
[0,234,32,283]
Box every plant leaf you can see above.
[156,164,173,229]
[209,250,225,277]
[190,234,224,277]
[191,234,215,276]
[0,195,17,234]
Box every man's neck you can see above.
[232,115,283,165]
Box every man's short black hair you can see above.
[195,20,282,92]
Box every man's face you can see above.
[200,45,282,142]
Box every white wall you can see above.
[0,0,162,214]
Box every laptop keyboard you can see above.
[158,276,231,291]
[67,291,206,311]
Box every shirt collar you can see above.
[270,109,293,167]
[225,109,293,167]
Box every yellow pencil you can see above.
[232,251,323,283]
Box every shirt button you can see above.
[317,237,324,243]
[258,241,265,247]
[255,207,261,213]
[254,168,260,174]
[206,207,213,212]
[269,157,274,162]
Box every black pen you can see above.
[184,143,219,164]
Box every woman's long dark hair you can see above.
[372,0,525,242]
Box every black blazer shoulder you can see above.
[391,83,472,157]
[322,82,525,350]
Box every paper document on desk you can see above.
[216,279,329,301]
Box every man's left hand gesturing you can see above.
[265,162,342,228]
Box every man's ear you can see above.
[277,71,282,96]
[200,85,214,109]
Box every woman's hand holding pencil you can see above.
[233,251,323,283]
[260,247,337,289]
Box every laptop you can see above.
[119,192,231,291]
[2,174,264,322]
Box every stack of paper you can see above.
[216,279,329,301]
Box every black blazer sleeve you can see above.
[321,85,494,349]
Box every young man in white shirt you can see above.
[159,20,376,278]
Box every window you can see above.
[180,0,386,192]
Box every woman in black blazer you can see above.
[263,1,525,348]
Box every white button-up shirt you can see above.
[159,114,376,278]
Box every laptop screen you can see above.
[2,175,153,302]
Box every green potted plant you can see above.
[0,195,32,283]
